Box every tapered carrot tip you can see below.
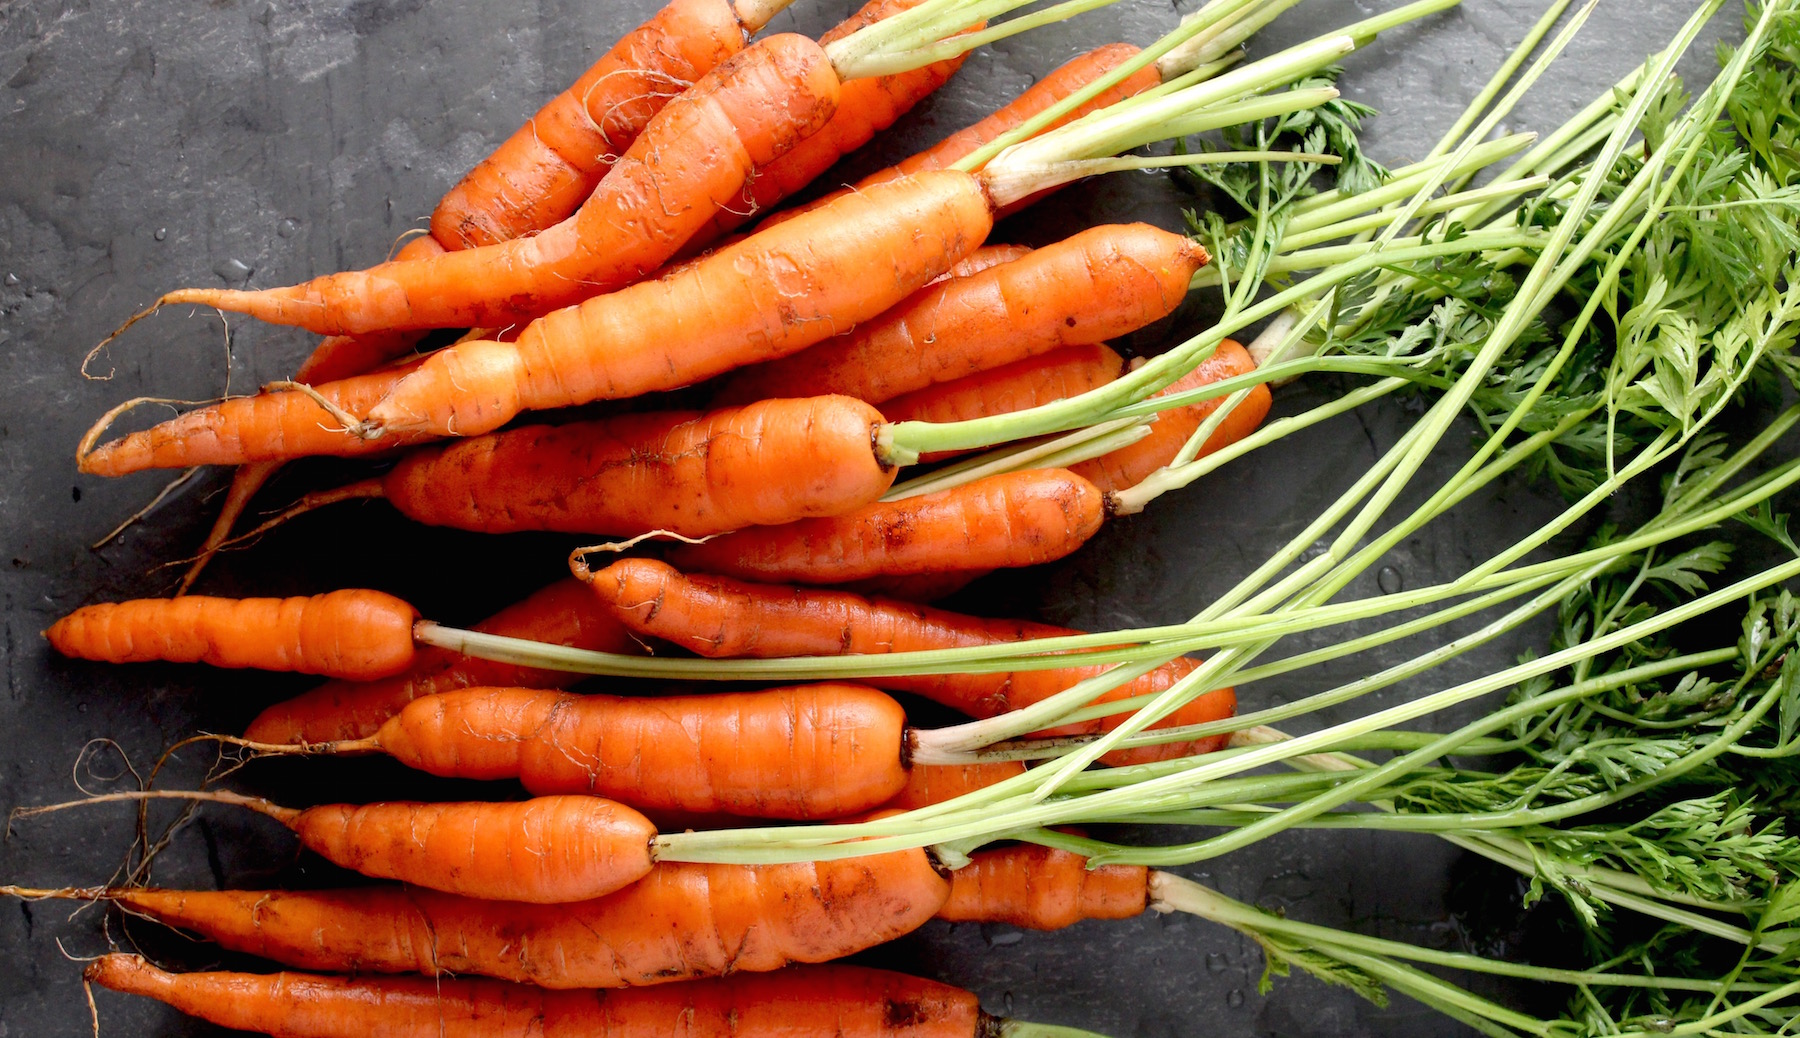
[84,954,168,997]
[363,339,525,437]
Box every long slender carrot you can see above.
[336,683,909,819]
[221,395,896,542]
[157,33,844,335]
[938,843,1149,929]
[86,958,1020,1038]
[430,0,781,251]
[710,223,1205,407]
[29,791,657,903]
[245,578,639,745]
[582,558,1236,765]
[17,852,951,987]
[44,590,417,680]
[664,467,1107,584]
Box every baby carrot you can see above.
[85,958,1062,1038]
[26,791,656,904]
[583,559,1236,765]
[664,467,1107,584]
[45,590,417,680]
[710,223,1205,407]
[245,578,639,745]
[14,852,952,987]
[339,683,909,820]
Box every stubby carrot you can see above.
[665,467,1107,584]
[34,791,657,904]
[158,33,844,334]
[86,958,1023,1038]
[16,852,951,987]
[45,590,417,680]
[225,395,896,541]
[245,578,639,745]
[938,843,1149,929]
[711,224,1205,407]
[340,683,910,820]
[1070,339,1272,494]
[583,559,1236,765]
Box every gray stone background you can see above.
[0,0,1736,1034]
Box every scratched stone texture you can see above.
[0,0,1730,1034]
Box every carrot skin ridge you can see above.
[713,224,1204,407]
[85,955,985,1038]
[587,558,1237,765]
[103,851,951,988]
[290,796,658,903]
[44,590,418,680]
[372,683,910,819]
[363,169,997,438]
[161,34,843,335]
[665,468,1107,584]
[246,578,640,745]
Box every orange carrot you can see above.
[86,957,992,1038]
[245,578,639,745]
[360,168,998,438]
[159,34,843,334]
[938,844,1148,929]
[775,42,1163,224]
[711,223,1205,407]
[879,343,1127,460]
[664,467,1107,584]
[584,559,1236,765]
[882,760,1026,810]
[51,792,657,903]
[351,683,909,819]
[79,361,430,477]
[34,852,950,987]
[1070,339,1272,494]
[430,0,772,251]
[44,590,417,680]
[232,395,896,540]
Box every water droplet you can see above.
[1226,989,1246,1008]
[1002,992,1015,1015]
[2,273,16,286]
[1205,952,1230,974]
[213,258,254,284]
[76,703,88,714]
[1378,565,1404,594]
[153,227,167,241]
[980,923,1025,947]
[277,217,301,238]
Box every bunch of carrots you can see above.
[14,0,1551,1033]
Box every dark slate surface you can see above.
[0,0,1733,1034]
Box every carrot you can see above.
[227,395,896,540]
[582,558,1236,765]
[710,223,1205,407]
[1070,338,1272,494]
[157,33,844,335]
[883,760,1026,810]
[20,851,951,987]
[245,578,639,745]
[664,467,1107,584]
[33,791,656,903]
[430,0,780,251]
[938,843,1149,929]
[337,683,909,820]
[44,589,417,680]
[78,361,431,477]
[879,343,1127,460]
[86,958,1008,1038]
[360,168,998,438]
[776,41,1163,224]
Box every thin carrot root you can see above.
[211,478,385,553]
[175,460,279,593]
[11,788,292,827]
[81,301,167,380]
[91,467,201,550]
